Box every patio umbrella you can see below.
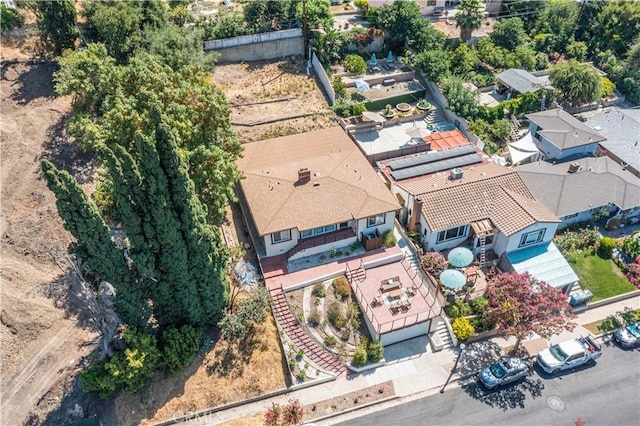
[354,79,370,92]
[387,51,393,62]
[370,53,377,65]
[448,247,474,268]
[406,127,432,139]
[440,269,467,289]
[362,111,385,123]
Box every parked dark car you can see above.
[614,321,640,348]
[433,6,445,16]
[479,357,530,390]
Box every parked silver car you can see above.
[479,357,530,390]
[614,321,640,348]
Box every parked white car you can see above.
[536,337,601,374]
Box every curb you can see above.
[305,395,401,424]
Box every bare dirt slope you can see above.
[212,58,336,143]
[1,58,99,425]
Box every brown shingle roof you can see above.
[399,163,559,235]
[237,127,400,236]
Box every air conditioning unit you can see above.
[450,168,463,180]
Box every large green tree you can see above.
[297,0,332,31]
[455,0,484,41]
[441,76,479,118]
[37,0,79,56]
[577,0,640,58]
[368,0,421,46]
[41,160,150,328]
[414,49,451,84]
[500,0,546,33]
[83,0,167,63]
[43,113,230,329]
[532,0,578,54]
[490,17,528,51]
[550,59,602,106]
[409,19,446,52]
[54,47,242,224]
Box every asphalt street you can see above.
[338,340,640,426]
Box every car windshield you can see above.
[627,323,640,338]
[549,345,568,362]
[489,362,508,379]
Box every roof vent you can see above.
[450,168,463,180]
[298,168,311,183]
[568,162,580,173]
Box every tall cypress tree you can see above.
[41,160,149,328]
[153,117,229,325]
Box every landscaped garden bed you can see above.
[567,251,635,301]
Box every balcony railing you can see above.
[285,227,356,260]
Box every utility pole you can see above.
[302,0,309,60]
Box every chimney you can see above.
[298,168,311,184]
[408,197,423,232]
[568,162,580,173]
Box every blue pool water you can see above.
[433,122,456,132]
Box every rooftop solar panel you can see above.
[388,144,476,171]
[391,153,482,180]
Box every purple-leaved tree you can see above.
[484,272,576,352]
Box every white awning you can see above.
[508,132,539,165]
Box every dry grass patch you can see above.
[114,311,287,425]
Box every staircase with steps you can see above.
[345,261,366,284]
[434,319,454,350]
[424,105,448,125]
[269,288,346,376]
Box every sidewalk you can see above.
[174,293,639,426]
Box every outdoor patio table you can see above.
[388,288,403,300]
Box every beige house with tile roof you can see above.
[237,127,401,260]
[393,162,560,256]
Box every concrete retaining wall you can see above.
[312,51,335,105]
[204,29,304,63]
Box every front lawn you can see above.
[568,251,636,301]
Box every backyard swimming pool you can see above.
[428,122,456,132]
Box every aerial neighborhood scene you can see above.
[3,0,640,425]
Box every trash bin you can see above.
[569,289,594,307]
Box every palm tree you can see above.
[455,0,484,42]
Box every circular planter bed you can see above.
[417,101,432,111]
[396,102,411,112]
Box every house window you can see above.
[427,0,436,5]
[300,224,339,239]
[519,229,546,247]
[271,229,291,244]
[339,222,349,229]
[562,213,579,220]
[476,234,494,247]
[367,213,386,228]
[436,225,468,243]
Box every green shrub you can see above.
[599,237,616,257]
[343,54,367,75]
[444,300,472,318]
[312,282,327,298]
[452,317,475,342]
[1,5,21,32]
[161,325,203,375]
[328,302,347,329]
[308,309,322,326]
[382,229,397,247]
[601,77,616,98]
[296,369,307,381]
[470,297,488,315]
[351,346,367,366]
[332,75,347,98]
[340,328,351,341]
[621,233,640,260]
[332,276,351,298]
[324,335,337,348]
[367,340,384,362]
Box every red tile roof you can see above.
[424,129,469,151]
